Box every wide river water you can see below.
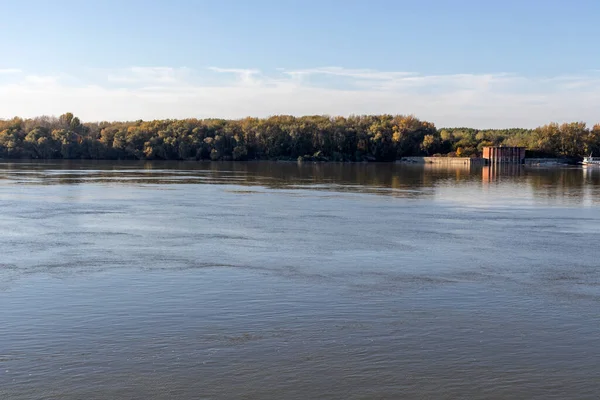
[1,161,599,399]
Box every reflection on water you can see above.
[482,163,524,183]
[1,160,599,205]
[1,161,600,400]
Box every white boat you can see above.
[582,155,600,166]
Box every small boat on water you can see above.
[582,154,600,166]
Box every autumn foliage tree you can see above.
[0,112,597,161]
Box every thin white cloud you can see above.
[208,67,262,86]
[0,68,22,75]
[1,66,600,128]
[107,67,191,84]
[24,75,60,85]
[283,67,416,81]
[208,67,260,75]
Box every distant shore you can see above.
[1,113,597,162]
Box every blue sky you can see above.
[1,0,600,127]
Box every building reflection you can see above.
[482,164,523,183]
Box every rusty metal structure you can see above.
[482,146,526,164]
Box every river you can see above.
[1,161,599,399]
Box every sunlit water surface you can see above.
[1,161,600,399]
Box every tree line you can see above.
[1,113,599,161]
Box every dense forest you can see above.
[1,113,599,161]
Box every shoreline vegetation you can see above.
[1,113,599,162]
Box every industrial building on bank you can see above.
[482,146,526,164]
[400,146,567,166]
